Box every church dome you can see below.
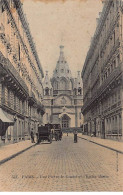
[52,46,72,79]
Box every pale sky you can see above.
[22,0,103,78]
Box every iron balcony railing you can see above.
[82,66,122,113]
[0,51,29,94]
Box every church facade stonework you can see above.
[43,46,83,129]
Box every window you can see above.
[18,44,20,61]
[45,88,49,95]
[111,64,113,72]
[117,54,120,65]
[113,60,116,69]
[54,81,58,90]
[8,89,10,107]
[74,88,77,96]
[115,93,117,103]
[108,68,110,75]
[2,6,5,13]
[114,30,115,45]
[118,90,120,100]
[61,69,64,73]
[78,87,82,95]
[105,72,108,79]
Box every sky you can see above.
[22,0,103,78]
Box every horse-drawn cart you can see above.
[36,125,52,144]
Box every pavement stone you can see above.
[0,134,122,191]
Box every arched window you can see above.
[78,87,82,95]
[53,81,58,90]
[60,79,66,90]
[45,88,49,96]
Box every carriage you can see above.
[36,124,52,144]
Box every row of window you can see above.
[1,2,43,102]
[56,69,70,73]
[1,85,40,117]
[106,114,122,134]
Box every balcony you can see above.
[28,91,37,106]
[97,66,121,97]
[37,100,45,115]
[0,51,29,99]
[82,66,122,113]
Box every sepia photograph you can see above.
[0,0,123,192]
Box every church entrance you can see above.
[61,114,70,128]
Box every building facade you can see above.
[43,46,83,129]
[81,0,123,140]
[0,0,44,145]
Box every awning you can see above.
[0,108,14,124]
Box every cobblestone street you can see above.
[0,134,122,191]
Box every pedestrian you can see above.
[31,129,35,143]
[74,130,78,143]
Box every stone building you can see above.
[0,0,44,145]
[43,46,83,129]
[81,0,123,140]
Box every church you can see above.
[42,46,83,129]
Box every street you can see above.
[0,134,122,191]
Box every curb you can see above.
[78,136,123,154]
[0,143,37,166]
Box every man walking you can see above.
[74,130,78,143]
[31,129,35,143]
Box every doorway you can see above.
[61,114,70,128]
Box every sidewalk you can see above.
[78,134,123,154]
[0,140,36,165]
